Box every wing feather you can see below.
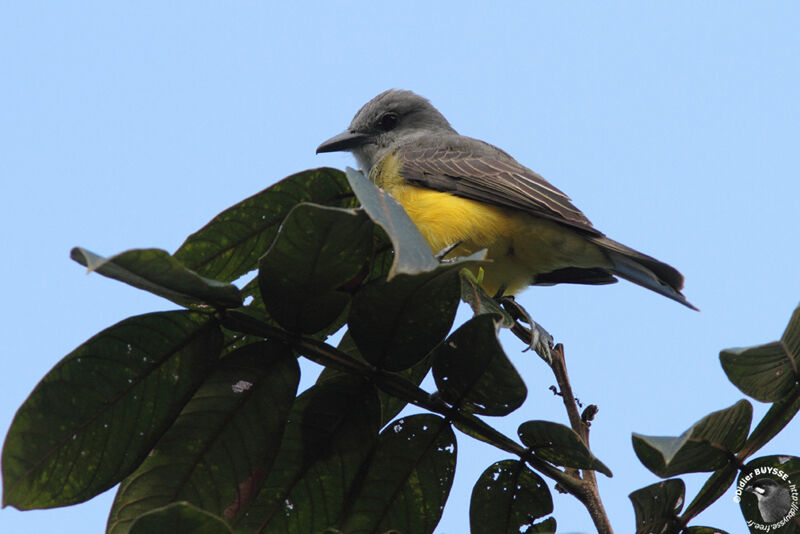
[395,144,599,234]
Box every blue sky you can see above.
[2,3,799,533]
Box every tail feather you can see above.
[596,237,698,311]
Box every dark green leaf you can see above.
[345,167,439,277]
[451,415,514,450]
[174,167,357,282]
[736,455,800,531]
[720,344,799,404]
[364,228,395,285]
[231,377,380,533]
[376,355,433,425]
[433,315,526,416]
[628,479,685,534]
[681,465,737,521]
[2,312,222,509]
[459,270,514,328]
[238,276,347,343]
[348,266,461,371]
[219,324,265,359]
[741,393,800,457]
[71,247,242,309]
[315,331,368,384]
[258,204,373,334]
[128,502,232,534]
[632,400,752,478]
[338,414,456,534]
[518,420,611,476]
[524,517,557,533]
[684,527,730,534]
[317,330,433,425]
[107,341,299,534]
[720,303,800,402]
[240,275,271,323]
[469,460,553,534]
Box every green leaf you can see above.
[231,377,380,533]
[348,266,461,371]
[128,502,232,534]
[736,455,800,530]
[317,330,433,425]
[376,355,433,425]
[238,276,346,343]
[338,414,456,534]
[364,228,395,285]
[2,312,222,509]
[345,167,440,278]
[71,248,242,309]
[741,393,800,457]
[518,420,612,476]
[258,203,373,334]
[469,460,553,534]
[459,270,514,328]
[632,400,752,478]
[720,303,800,402]
[174,167,357,282]
[239,275,271,323]
[628,479,685,534]
[218,312,277,362]
[681,465,737,522]
[524,517,557,533]
[107,341,300,534]
[432,315,526,416]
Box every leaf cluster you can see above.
[2,168,599,534]
[628,306,800,533]
[4,166,798,534]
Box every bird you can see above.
[745,478,791,523]
[317,89,695,310]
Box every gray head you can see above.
[745,478,791,522]
[745,478,783,501]
[316,89,457,172]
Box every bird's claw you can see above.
[496,295,554,364]
[530,322,555,363]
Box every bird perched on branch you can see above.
[317,89,695,310]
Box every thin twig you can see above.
[504,308,612,533]
[550,344,612,534]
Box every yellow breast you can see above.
[370,151,608,295]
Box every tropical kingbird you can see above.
[317,89,695,310]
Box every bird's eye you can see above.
[378,112,398,131]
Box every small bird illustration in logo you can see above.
[745,478,791,523]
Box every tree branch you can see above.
[221,310,600,513]
[223,309,614,532]
[550,344,612,534]
[503,306,612,533]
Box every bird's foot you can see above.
[496,296,554,363]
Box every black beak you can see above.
[316,130,368,154]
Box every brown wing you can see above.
[394,140,696,309]
[395,143,602,235]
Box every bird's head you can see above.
[316,89,456,173]
[745,478,783,501]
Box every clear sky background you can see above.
[2,3,799,533]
